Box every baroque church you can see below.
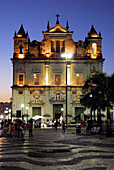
[11,15,104,123]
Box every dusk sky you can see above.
[0,0,114,102]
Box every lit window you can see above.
[34,73,39,85]
[91,43,97,59]
[55,74,60,85]
[76,74,81,85]
[18,44,24,59]
[19,74,24,86]
[30,91,34,94]
[92,43,97,54]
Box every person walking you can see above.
[28,119,33,138]
[62,120,65,133]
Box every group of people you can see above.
[54,119,65,132]
[2,117,66,142]
[6,118,33,142]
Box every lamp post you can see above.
[61,53,72,126]
[61,108,64,116]
[89,94,93,122]
[21,104,24,121]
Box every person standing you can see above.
[28,119,33,138]
[62,120,65,133]
[54,119,58,131]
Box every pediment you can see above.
[43,24,73,34]
[49,25,67,33]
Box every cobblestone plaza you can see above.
[0,128,114,169]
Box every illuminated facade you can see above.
[11,16,104,122]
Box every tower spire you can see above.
[56,14,60,24]
[66,21,69,30]
[47,20,50,30]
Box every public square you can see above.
[0,127,114,170]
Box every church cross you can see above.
[56,14,60,24]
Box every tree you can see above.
[81,73,107,121]
[81,73,114,136]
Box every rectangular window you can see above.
[16,110,21,118]
[51,41,55,52]
[55,74,60,85]
[56,41,60,53]
[34,73,39,85]
[19,91,23,94]
[61,41,65,53]
[76,74,81,85]
[19,74,23,85]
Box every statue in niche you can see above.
[56,92,60,100]
[33,94,40,103]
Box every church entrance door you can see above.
[53,104,63,119]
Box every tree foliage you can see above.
[81,73,114,112]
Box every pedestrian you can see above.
[7,123,11,141]
[62,120,65,133]
[18,120,24,140]
[14,119,18,138]
[54,119,58,131]
[28,119,33,138]
[11,122,15,141]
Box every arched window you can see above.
[91,43,97,59]
[19,45,23,54]
[92,43,97,55]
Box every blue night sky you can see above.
[0,0,114,102]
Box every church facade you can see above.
[11,15,104,123]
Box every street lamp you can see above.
[61,53,72,126]
[61,108,64,116]
[21,104,24,120]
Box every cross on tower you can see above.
[56,14,60,24]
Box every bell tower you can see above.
[85,25,102,59]
[13,25,30,59]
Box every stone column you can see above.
[67,64,71,85]
[45,62,49,85]
[67,61,71,85]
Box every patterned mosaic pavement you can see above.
[0,128,114,170]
